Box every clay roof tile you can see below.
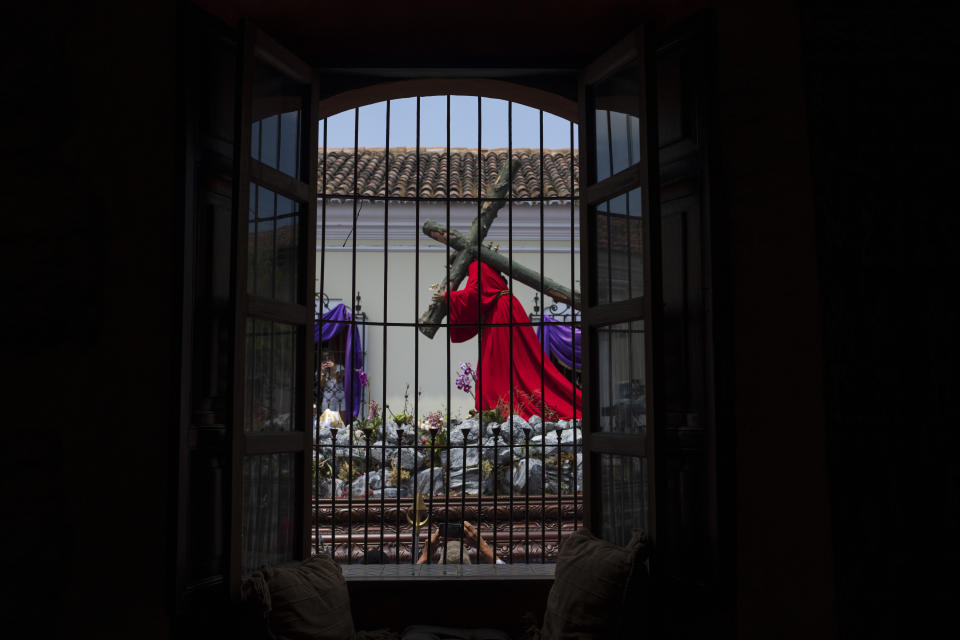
[319,147,579,199]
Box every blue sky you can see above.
[321,96,577,150]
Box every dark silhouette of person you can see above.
[362,548,388,564]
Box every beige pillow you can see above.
[243,554,356,640]
[540,528,649,639]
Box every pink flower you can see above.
[455,362,476,397]
[423,410,445,431]
[356,368,368,387]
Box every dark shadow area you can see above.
[3,1,957,638]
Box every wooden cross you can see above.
[417,163,581,339]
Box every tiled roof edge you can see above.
[321,147,578,153]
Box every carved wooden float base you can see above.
[312,496,583,563]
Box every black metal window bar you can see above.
[314,96,582,564]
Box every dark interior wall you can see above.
[4,1,179,637]
[4,0,834,637]
[6,0,955,638]
[708,2,834,637]
[799,6,960,638]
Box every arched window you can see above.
[188,19,720,604]
[314,96,585,565]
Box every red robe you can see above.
[447,261,582,420]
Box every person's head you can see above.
[362,548,387,564]
[440,540,470,564]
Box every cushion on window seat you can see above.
[539,528,650,639]
[242,554,398,640]
[401,625,512,640]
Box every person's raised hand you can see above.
[463,521,496,563]
[463,520,481,547]
[417,526,442,564]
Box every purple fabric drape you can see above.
[536,314,581,372]
[315,303,362,418]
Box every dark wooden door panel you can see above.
[654,14,726,631]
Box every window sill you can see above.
[341,563,555,582]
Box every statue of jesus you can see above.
[434,260,581,421]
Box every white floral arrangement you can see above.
[317,408,344,430]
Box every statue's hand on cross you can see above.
[431,285,448,306]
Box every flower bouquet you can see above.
[417,409,448,462]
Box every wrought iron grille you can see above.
[314,96,582,564]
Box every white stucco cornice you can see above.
[318,199,580,252]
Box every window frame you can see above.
[228,21,320,595]
[175,12,725,633]
[577,26,663,545]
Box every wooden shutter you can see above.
[228,22,319,596]
[578,26,663,551]
[655,12,728,627]
[175,6,244,613]
[579,14,725,635]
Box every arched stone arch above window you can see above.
[317,78,577,122]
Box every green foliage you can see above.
[479,408,504,426]
[393,412,414,427]
[387,464,410,487]
[480,459,494,479]
[476,396,509,426]
[313,458,333,478]
[337,460,365,483]
[358,418,381,442]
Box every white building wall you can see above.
[317,200,579,421]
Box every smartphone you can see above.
[437,522,464,538]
